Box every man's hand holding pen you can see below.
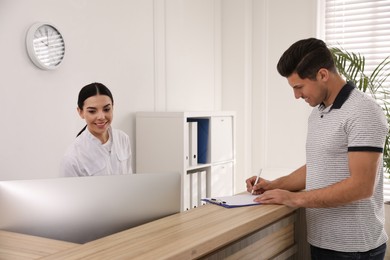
[246,174,299,207]
[246,174,270,195]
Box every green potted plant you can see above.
[330,46,390,173]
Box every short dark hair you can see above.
[276,38,336,80]
[76,82,114,137]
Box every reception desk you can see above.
[0,203,309,259]
[0,230,78,259]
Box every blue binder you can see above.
[197,119,209,164]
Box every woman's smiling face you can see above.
[78,94,113,142]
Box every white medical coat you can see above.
[60,127,132,177]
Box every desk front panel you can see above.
[39,204,298,259]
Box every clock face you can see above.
[26,23,65,70]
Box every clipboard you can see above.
[201,194,260,208]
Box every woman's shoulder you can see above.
[64,132,90,154]
[111,128,131,150]
[111,128,130,139]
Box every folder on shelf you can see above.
[184,122,190,168]
[188,122,198,166]
[201,194,260,208]
[190,172,198,208]
[197,119,209,164]
[198,170,207,205]
[183,172,191,211]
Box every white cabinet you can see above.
[210,162,234,198]
[211,116,233,163]
[136,111,235,211]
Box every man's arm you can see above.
[246,165,306,194]
[255,151,381,208]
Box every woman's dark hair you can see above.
[276,38,336,80]
[76,82,114,137]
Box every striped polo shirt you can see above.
[306,82,388,252]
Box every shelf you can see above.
[136,111,236,211]
[186,163,212,173]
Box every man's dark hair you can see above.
[276,38,336,80]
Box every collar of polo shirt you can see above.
[318,81,355,111]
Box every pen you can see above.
[251,169,263,195]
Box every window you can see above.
[319,0,390,201]
[320,0,390,71]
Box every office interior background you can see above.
[0,0,314,189]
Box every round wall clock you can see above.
[26,22,65,70]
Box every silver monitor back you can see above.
[0,173,181,243]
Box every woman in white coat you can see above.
[61,82,132,177]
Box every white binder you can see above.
[184,122,190,168]
[188,122,198,166]
[183,172,191,210]
[198,170,207,205]
[190,172,198,208]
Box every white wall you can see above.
[222,0,315,192]
[0,0,155,180]
[0,0,315,192]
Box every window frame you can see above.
[317,0,390,201]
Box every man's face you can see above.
[287,72,328,107]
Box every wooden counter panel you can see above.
[202,214,296,259]
[0,230,79,260]
[40,204,296,260]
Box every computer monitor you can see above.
[0,173,181,244]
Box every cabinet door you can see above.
[211,117,233,163]
[136,117,183,173]
[210,162,233,197]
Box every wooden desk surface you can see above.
[0,230,79,260]
[39,203,296,260]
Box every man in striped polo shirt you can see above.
[246,38,388,259]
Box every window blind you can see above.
[321,0,390,201]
